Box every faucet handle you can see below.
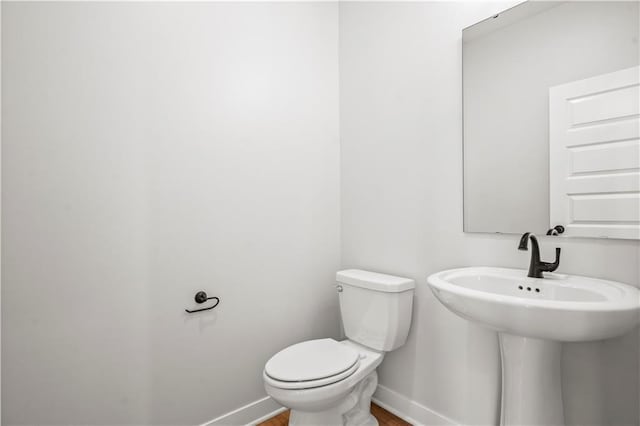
[543,248,561,273]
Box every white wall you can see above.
[464,1,639,234]
[4,2,640,426]
[1,3,340,425]
[0,2,3,421]
[340,2,640,425]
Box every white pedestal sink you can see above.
[427,267,640,426]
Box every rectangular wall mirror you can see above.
[463,1,639,239]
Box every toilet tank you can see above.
[336,269,415,352]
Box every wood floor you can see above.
[257,403,411,426]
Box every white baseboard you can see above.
[202,385,457,426]
[373,384,458,426]
[202,396,285,426]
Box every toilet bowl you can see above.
[263,270,414,426]
[264,339,383,425]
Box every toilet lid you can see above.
[265,338,360,382]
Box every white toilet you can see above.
[263,269,414,426]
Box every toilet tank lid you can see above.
[336,269,415,293]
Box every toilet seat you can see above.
[264,339,361,390]
[264,359,360,390]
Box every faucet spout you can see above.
[518,232,530,250]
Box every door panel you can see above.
[550,66,640,239]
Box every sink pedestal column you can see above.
[499,333,564,426]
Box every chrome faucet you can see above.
[518,233,561,278]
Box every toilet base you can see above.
[288,372,379,426]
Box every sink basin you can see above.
[427,266,640,342]
[427,267,640,426]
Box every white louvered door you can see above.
[549,66,640,239]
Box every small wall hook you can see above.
[546,225,565,236]
[185,291,220,314]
